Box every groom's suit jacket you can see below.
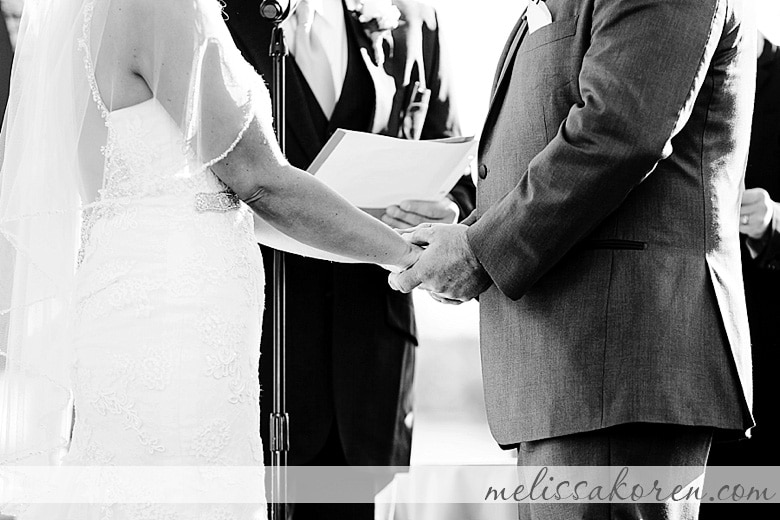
[223,0,472,465]
[466,0,755,446]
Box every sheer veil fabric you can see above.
[0,0,274,468]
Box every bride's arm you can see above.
[216,120,417,269]
[252,215,358,264]
[123,0,418,270]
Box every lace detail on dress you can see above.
[138,346,175,391]
[101,114,163,199]
[78,0,109,121]
[199,311,258,405]
[124,503,181,520]
[189,420,232,465]
[67,421,116,465]
[198,508,239,520]
[91,389,166,455]
[195,191,242,212]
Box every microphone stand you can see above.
[270,26,290,517]
[260,3,293,519]
[270,26,290,520]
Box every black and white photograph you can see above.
[1,0,779,519]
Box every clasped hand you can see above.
[388,223,492,305]
[740,188,776,240]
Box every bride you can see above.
[0,0,418,517]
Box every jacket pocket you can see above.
[521,17,578,54]
[582,239,648,251]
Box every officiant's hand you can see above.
[381,197,459,229]
[388,223,491,303]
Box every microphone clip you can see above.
[259,0,297,24]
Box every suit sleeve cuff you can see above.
[466,213,526,301]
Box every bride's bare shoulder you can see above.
[111,0,204,19]
[106,0,204,35]
[105,0,204,54]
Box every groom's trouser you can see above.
[516,423,713,520]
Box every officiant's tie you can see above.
[293,0,337,118]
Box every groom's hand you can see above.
[381,198,459,229]
[388,224,492,302]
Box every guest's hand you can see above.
[381,198,460,229]
[740,188,775,240]
[388,224,492,303]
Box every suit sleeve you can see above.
[466,0,728,300]
[419,8,476,221]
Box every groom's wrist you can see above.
[462,228,492,291]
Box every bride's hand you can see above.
[384,242,424,273]
[402,242,424,270]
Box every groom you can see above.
[392,0,755,518]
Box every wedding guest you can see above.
[391,1,755,518]
[701,31,780,518]
[222,1,474,518]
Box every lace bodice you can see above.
[77,97,244,268]
[77,0,250,266]
[100,99,229,202]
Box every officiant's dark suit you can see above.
[0,5,13,124]
[223,0,471,492]
[449,0,755,517]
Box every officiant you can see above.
[222,1,474,518]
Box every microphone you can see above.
[259,0,298,23]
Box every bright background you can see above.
[410,0,780,465]
[409,0,523,465]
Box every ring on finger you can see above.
[741,214,750,225]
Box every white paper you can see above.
[309,129,477,208]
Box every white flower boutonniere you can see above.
[349,0,401,67]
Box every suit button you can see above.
[478,164,489,179]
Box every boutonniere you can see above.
[348,0,402,67]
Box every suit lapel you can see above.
[490,11,527,98]
[481,12,528,146]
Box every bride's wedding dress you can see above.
[65,95,267,518]
[3,1,267,518]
